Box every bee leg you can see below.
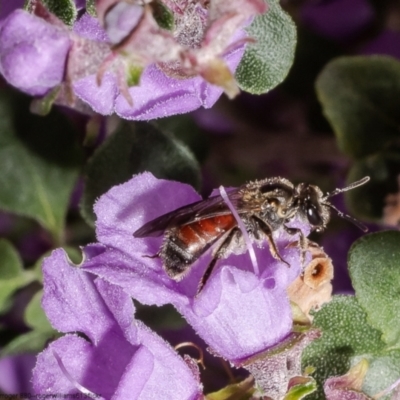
[252,216,289,267]
[283,226,307,268]
[197,228,240,295]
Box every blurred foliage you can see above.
[0,89,83,244]
[80,121,201,225]
[316,57,400,222]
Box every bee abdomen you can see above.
[160,235,197,279]
[160,215,236,280]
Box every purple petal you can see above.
[36,250,202,399]
[105,3,143,44]
[183,265,293,362]
[73,12,109,42]
[114,64,223,120]
[73,72,118,115]
[0,10,71,96]
[115,46,244,120]
[33,331,201,400]
[42,249,128,344]
[125,321,202,400]
[32,334,135,397]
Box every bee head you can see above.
[295,183,330,231]
[297,177,370,232]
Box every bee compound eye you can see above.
[307,205,322,226]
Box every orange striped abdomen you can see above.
[161,214,236,279]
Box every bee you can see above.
[133,176,369,292]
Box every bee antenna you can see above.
[322,176,370,201]
[322,202,369,232]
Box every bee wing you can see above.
[133,187,245,238]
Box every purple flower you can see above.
[32,248,202,399]
[0,0,267,119]
[0,10,71,96]
[79,172,310,363]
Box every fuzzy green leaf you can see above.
[86,0,97,17]
[316,56,400,159]
[362,350,400,399]
[25,291,53,332]
[43,0,77,26]
[349,231,400,347]
[0,239,23,280]
[1,330,56,356]
[302,296,384,400]
[80,121,201,225]
[25,0,77,26]
[235,0,297,94]
[284,377,317,400]
[0,239,35,313]
[152,0,174,31]
[206,377,255,400]
[0,90,82,244]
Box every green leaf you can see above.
[80,121,201,225]
[86,0,97,17]
[127,65,144,87]
[43,0,77,26]
[0,239,23,280]
[152,0,174,31]
[348,231,400,346]
[25,291,53,332]
[316,56,400,159]
[235,0,297,94]
[155,114,210,163]
[135,303,186,331]
[362,350,400,399]
[0,239,35,313]
[284,377,317,400]
[345,153,400,221]
[206,377,255,400]
[29,86,61,116]
[25,0,77,26]
[0,90,83,244]
[302,296,385,399]
[1,330,55,356]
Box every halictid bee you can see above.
[133,176,369,292]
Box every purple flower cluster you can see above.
[0,0,267,119]
[33,172,314,397]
